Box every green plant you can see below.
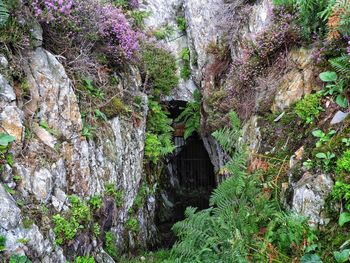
[337,150,350,175]
[176,17,187,32]
[145,100,174,164]
[169,110,315,262]
[74,256,95,263]
[0,133,15,147]
[39,121,59,136]
[0,0,9,26]
[82,78,105,100]
[94,109,108,122]
[9,255,32,263]
[17,238,30,244]
[153,25,174,40]
[89,195,102,210]
[105,231,118,259]
[295,93,323,124]
[0,234,5,251]
[175,90,201,139]
[141,42,178,96]
[82,124,95,140]
[330,55,350,81]
[312,129,336,147]
[334,249,350,263]
[93,223,100,237]
[342,138,350,147]
[105,183,124,207]
[125,217,139,232]
[180,47,191,80]
[52,195,92,245]
[316,151,336,168]
[319,71,348,108]
[130,10,150,29]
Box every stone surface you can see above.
[272,48,317,112]
[291,173,333,226]
[331,111,349,125]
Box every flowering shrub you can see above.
[31,0,73,18]
[98,4,139,59]
[30,0,139,59]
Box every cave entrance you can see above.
[155,100,216,248]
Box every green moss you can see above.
[105,231,119,259]
[336,150,350,182]
[141,42,178,96]
[125,217,139,233]
[73,256,95,263]
[102,97,129,118]
[294,93,323,124]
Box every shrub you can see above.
[145,100,174,164]
[141,42,178,96]
[294,93,322,124]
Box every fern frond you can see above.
[0,0,9,26]
[330,54,350,79]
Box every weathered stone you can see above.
[291,173,333,226]
[272,48,317,111]
[0,54,9,68]
[32,122,57,149]
[331,111,349,125]
[0,74,16,103]
[0,184,21,230]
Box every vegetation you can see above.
[176,90,201,139]
[145,100,174,164]
[9,255,32,263]
[105,231,119,260]
[169,111,317,262]
[295,93,323,124]
[0,235,5,252]
[180,48,191,80]
[141,42,178,96]
[176,16,187,32]
[74,256,95,263]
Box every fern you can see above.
[330,54,350,80]
[170,110,315,262]
[175,89,201,139]
[0,0,9,26]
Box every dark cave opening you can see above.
[155,100,216,248]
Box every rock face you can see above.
[0,43,155,261]
[291,173,334,226]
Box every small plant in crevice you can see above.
[9,254,32,263]
[0,234,6,251]
[312,129,336,148]
[176,16,187,32]
[175,89,201,139]
[319,71,348,108]
[145,100,174,164]
[153,25,174,40]
[294,93,323,124]
[104,231,119,260]
[316,151,336,170]
[125,217,139,233]
[105,183,124,207]
[180,47,191,80]
[141,42,178,96]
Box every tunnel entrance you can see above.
[155,101,216,248]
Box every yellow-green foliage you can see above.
[295,93,322,124]
[102,97,128,118]
[141,42,178,96]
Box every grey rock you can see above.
[331,111,349,125]
[0,74,16,102]
[0,54,9,68]
[291,173,333,226]
[0,184,21,230]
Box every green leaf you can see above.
[339,212,350,226]
[319,71,337,82]
[336,95,348,108]
[334,249,350,263]
[316,153,327,159]
[301,253,323,263]
[312,130,324,138]
[0,133,16,146]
